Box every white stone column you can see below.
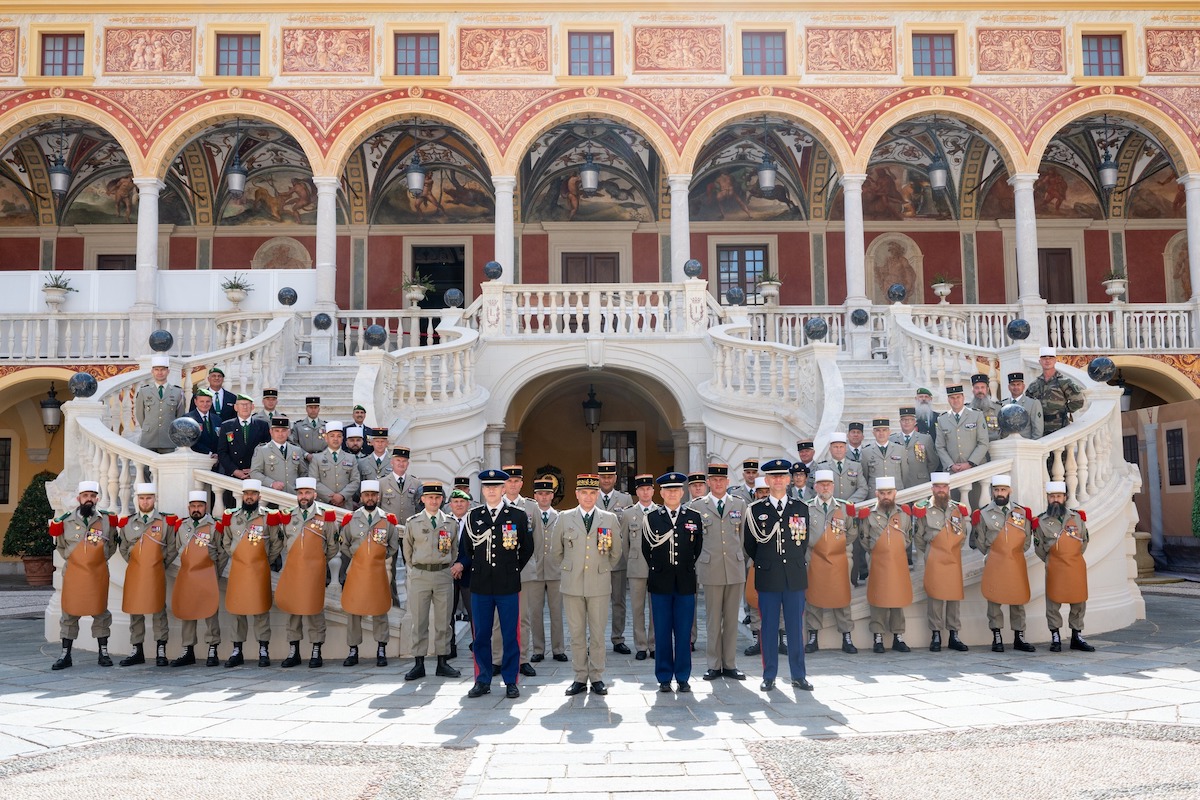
[685,422,707,472]
[313,177,340,311]
[841,174,868,304]
[132,178,161,310]
[1010,173,1042,302]
[668,174,693,283]
[493,176,516,283]
[484,423,505,468]
[1180,174,1200,302]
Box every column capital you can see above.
[840,173,867,188]
[1008,172,1039,189]
[312,176,340,192]
[492,175,517,191]
[667,173,693,190]
[1178,173,1200,190]
[133,176,164,193]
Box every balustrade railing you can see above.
[889,308,1002,391]
[335,310,445,355]
[372,311,481,425]
[469,283,709,337]
[1047,304,1193,351]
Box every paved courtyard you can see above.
[1,585,1197,799]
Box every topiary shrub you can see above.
[2,471,58,558]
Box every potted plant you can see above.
[42,272,77,311]
[2,471,59,586]
[1101,269,1127,302]
[403,271,435,306]
[220,272,254,309]
[757,271,782,305]
[930,274,958,304]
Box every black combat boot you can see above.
[405,656,426,681]
[97,637,113,667]
[1013,631,1036,652]
[1070,629,1095,652]
[155,640,169,667]
[170,646,196,667]
[991,628,1005,652]
[120,643,145,666]
[281,641,302,668]
[206,644,220,667]
[1049,629,1062,652]
[376,642,388,667]
[257,641,271,667]
[873,633,885,654]
[929,631,942,652]
[804,630,819,654]
[225,643,245,667]
[892,634,910,653]
[52,638,73,671]
[309,643,324,668]
[841,632,858,654]
[744,630,760,656]
[343,646,359,666]
[436,656,461,678]
[948,631,968,652]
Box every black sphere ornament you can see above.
[68,371,98,398]
[1087,356,1117,383]
[804,317,829,341]
[850,308,869,327]
[148,329,174,352]
[444,288,464,308]
[886,283,907,303]
[312,312,332,331]
[683,259,703,279]
[998,402,1031,436]
[725,286,746,306]
[1006,318,1031,341]
[168,416,203,448]
[364,324,388,348]
[277,286,298,306]
[483,261,503,281]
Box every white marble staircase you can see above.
[276,364,361,424]
[837,358,922,425]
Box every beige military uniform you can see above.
[598,489,633,645]
[340,508,399,646]
[860,442,905,493]
[311,448,361,509]
[403,509,457,657]
[250,440,308,493]
[804,497,857,634]
[861,506,913,635]
[121,511,177,645]
[971,396,1004,442]
[813,460,869,502]
[691,493,747,671]
[275,506,338,643]
[136,381,186,452]
[973,501,1033,631]
[1035,511,1090,631]
[620,502,657,654]
[171,514,222,647]
[358,452,392,481]
[525,505,566,659]
[889,430,939,488]
[1002,395,1045,439]
[221,508,282,643]
[378,471,421,606]
[552,506,623,684]
[289,416,327,454]
[56,508,118,640]
[935,408,990,470]
[914,501,971,632]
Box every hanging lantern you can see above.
[225,118,248,199]
[406,153,427,197]
[757,152,777,196]
[579,153,600,196]
[1098,114,1118,193]
[49,155,71,197]
[928,155,949,192]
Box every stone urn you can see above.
[42,286,69,311]
[224,288,248,309]
[932,282,954,304]
[1102,278,1128,302]
[758,281,781,305]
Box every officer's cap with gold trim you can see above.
[946,385,964,396]
[848,422,864,432]
[270,416,290,428]
[305,396,320,405]
[1007,372,1026,383]
[796,441,815,451]
[421,482,445,496]
[760,458,792,475]
[479,469,509,485]
[741,459,760,471]
[706,463,729,477]
[533,479,555,492]
[971,373,989,386]
[655,472,687,488]
[392,446,411,458]
[872,418,890,428]
[632,473,655,489]
[262,389,278,398]
[899,406,917,417]
[596,461,617,475]
[453,475,471,487]
[502,464,523,478]
[371,427,389,439]
[687,472,707,485]
[790,462,809,475]
[576,473,601,490]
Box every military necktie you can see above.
[880,445,887,456]
[852,448,859,460]
[822,502,829,516]
[333,452,338,463]
[717,499,724,517]
[431,515,439,529]
[214,395,220,413]
[366,512,374,525]
[143,514,150,524]
[311,419,316,429]
[490,508,499,523]
[584,512,593,533]
[280,445,287,457]
[669,510,678,526]
[542,511,549,526]
[241,421,248,442]
[602,495,610,510]
[302,509,308,521]
[775,501,783,514]
[837,462,843,474]
[955,413,961,423]
[158,385,163,399]
[905,435,911,446]
[376,457,382,468]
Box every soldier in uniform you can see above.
[339,480,399,667]
[622,474,657,661]
[289,396,327,454]
[970,373,1003,443]
[185,388,221,464]
[690,464,747,680]
[346,404,368,431]
[1035,481,1095,653]
[795,442,817,473]
[970,474,1036,652]
[1002,373,1044,439]
[525,478,567,664]
[595,462,633,655]
[788,463,812,502]
[169,491,222,667]
[119,483,177,666]
[358,428,392,481]
[554,473,622,696]
[491,465,536,676]
[914,387,938,444]
[743,459,812,692]
[49,481,119,670]
[846,422,865,462]
[817,432,869,585]
[501,465,533,515]
[453,469,533,699]
[221,480,280,668]
[446,487,473,658]
[251,416,307,493]
[401,482,461,680]
[861,418,905,493]
[803,470,858,655]
[273,478,339,668]
[311,421,360,509]
[892,407,939,488]
[136,355,186,455]
[912,473,971,653]
[190,366,236,422]
[342,426,366,457]
[687,473,707,501]
[861,477,913,654]
[727,459,760,505]
[935,385,989,506]
[644,472,703,693]
[1025,348,1085,435]
[216,395,271,508]
[378,445,420,606]
[251,388,280,424]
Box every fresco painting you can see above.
[221,171,320,226]
[526,171,653,223]
[689,166,803,222]
[1127,167,1186,219]
[61,173,190,226]
[374,168,495,225]
[0,175,36,226]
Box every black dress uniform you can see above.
[456,469,534,697]
[216,414,271,506]
[643,473,704,690]
[743,459,812,691]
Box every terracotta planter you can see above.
[22,554,55,586]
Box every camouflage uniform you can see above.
[1025,372,1084,435]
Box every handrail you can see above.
[889,307,1002,393]
[335,309,446,355]
[372,310,482,426]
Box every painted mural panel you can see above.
[281,28,372,75]
[1146,29,1200,74]
[0,175,35,226]
[632,26,724,73]
[60,173,189,226]
[977,166,1102,220]
[104,28,194,74]
[1126,168,1187,219]
[221,172,319,226]
[526,172,652,223]
[458,27,550,73]
[977,28,1065,74]
[805,28,895,73]
[1164,233,1191,303]
[829,165,949,221]
[374,169,495,225]
[0,28,17,77]
[689,166,802,221]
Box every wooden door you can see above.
[1038,248,1074,304]
[562,252,619,283]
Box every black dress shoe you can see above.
[553,653,569,662]
[676,681,691,693]
[530,653,544,663]
[613,643,631,655]
[565,681,587,696]
[635,650,648,661]
[520,662,537,677]
[467,682,491,698]
[659,682,673,693]
[702,669,722,681]
[760,679,775,691]
[722,668,747,681]
[492,664,502,674]
[791,678,814,691]
[590,681,608,695]
[505,684,520,699]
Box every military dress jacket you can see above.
[310,448,361,507]
[455,505,534,596]
[1025,371,1084,434]
[690,494,748,586]
[402,509,457,569]
[620,503,656,580]
[935,407,990,468]
[743,496,809,593]
[250,440,308,492]
[642,506,704,596]
[379,473,422,521]
[191,388,237,422]
[552,506,622,597]
[860,442,906,493]
[121,510,179,567]
[889,430,940,488]
[220,506,283,578]
[135,381,186,450]
[526,505,562,582]
[216,416,271,475]
[185,409,222,456]
[288,416,327,453]
[357,452,392,481]
[971,501,1033,553]
[971,396,1004,442]
[813,459,869,502]
[55,508,119,563]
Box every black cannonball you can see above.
[1087,356,1117,383]
[148,329,174,352]
[804,317,829,341]
[886,283,907,303]
[1006,318,1031,341]
[444,288,464,308]
[364,324,388,348]
[313,312,332,331]
[168,416,202,448]
[725,286,746,306]
[483,261,503,281]
[68,371,98,398]
[277,286,298,306]
[998,403,1031,436]
[683,259,703,279]
[850,308,869,326]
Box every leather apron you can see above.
[1046,514,1088,604]
[981,511,1031,605]
[123,522,167,614]
[226,517,272,615]
[923,512,966,602]
[172,524,219,620]
[866,512,913,608]
[341,523,391,616]
[61,524,110,617]
[806,508,851,608]
[275,518,328,616]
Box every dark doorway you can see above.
[563,252,619,283]
[412,245,465,345]
[600,430,637,493]
[1038,248,1074,304]
[97,254,136,270]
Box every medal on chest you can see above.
[950,515,963,536]
[789,515,806,544]
[502,522,518,550]
[246,524,265,544]
[371,525,388,545]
